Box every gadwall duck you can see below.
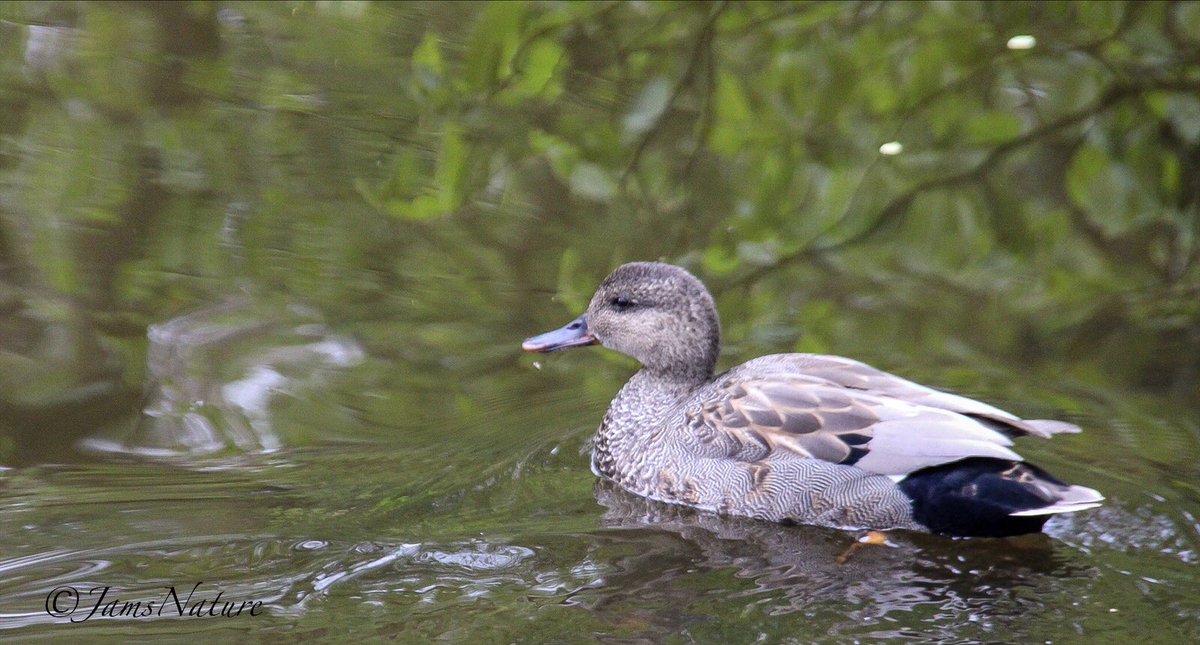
[523,262,1103,537]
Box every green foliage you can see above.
[0,0,1198,425]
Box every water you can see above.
[1,2,1198,643]
[1,306,1196,641]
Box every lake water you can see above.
[2,280,1197,642]
[1,3,1198,643]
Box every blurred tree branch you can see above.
[621,1,725,184]
[727,76,1200,289]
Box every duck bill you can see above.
[522,314,598,353]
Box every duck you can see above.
[522,261,1103,537]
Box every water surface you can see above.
[1,2,1198,643]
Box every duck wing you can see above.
[773,354,1080,439]
[691,364,1036,477]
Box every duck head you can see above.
[523,262,720,381]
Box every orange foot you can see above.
[836,530,894,564]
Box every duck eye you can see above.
[610,296,634,310]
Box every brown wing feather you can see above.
[694,357,1038,474]
[702,376,880,465]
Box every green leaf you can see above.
[413,31,443,75]
[434,122,468,211]
[387,194,443,220]
[463,1,525,90]
[510,38,565,99]
[965,112,1023,144]
[412,30,445,92]
[981,190,1033,255]
[709,70,751,154]
[1066,143,1155,235]
[701,245,740,276]
[529,129,579,181]
[1066,144,1109,211]
[1161,155,1180,195]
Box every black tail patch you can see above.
[898,457,1069,537]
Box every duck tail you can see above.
[898,457,1103,537]
[1009,483,1104,516]
[1023,419,1083,436]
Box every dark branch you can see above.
[621,2,726,185]
[722,78,1200,290]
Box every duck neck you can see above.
[640,361,714,389]
[611,348,715,429]
[593,367,710,479]
[635,326,719,387]
[629,365,710,402]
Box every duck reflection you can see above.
[579,479,1089,640]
